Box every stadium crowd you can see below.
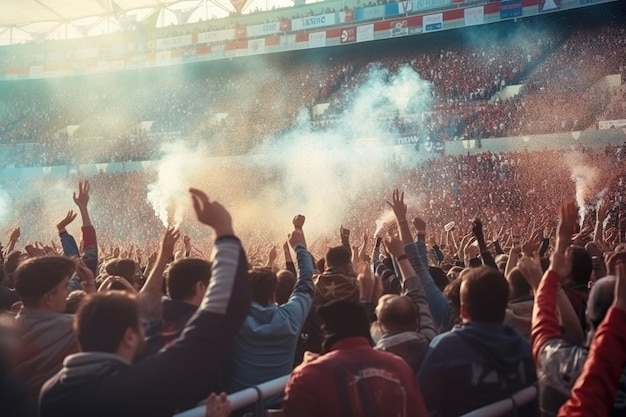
[1,140,626,416]
[1,5,626,417]
[1,16,625,167]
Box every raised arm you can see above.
[5,227,20,255]
[558,260,626,417]
[385,236,437,341]
[532,201,581,362]
[472,219,497,269]
[140,227,180,294]
[124,188,250,416]
[282,215,315,325]
[73,180,98,275]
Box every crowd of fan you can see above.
[1,141,626,416]
[1,16,626,167]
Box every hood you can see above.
[376,331,427,350]
[505,299,533,339]
[57,352,129,386]
[247,302,277,324]
[455,322,530,372]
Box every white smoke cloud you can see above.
[145,65,433,245]
[565,151,606,225]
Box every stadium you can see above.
[1,0,626,416]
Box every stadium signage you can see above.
[247,22,281,37]
[354,6,385,22]
[197,29,236,44]
[500,0,523,19]
[464,6,484,26]
[340,27,356,44]
[599,119,626,129]
[156,35,192,50]
[291,13,336,31]
[423,13,443,32]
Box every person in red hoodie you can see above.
[282,299,428,417]
[532,201,626,417]
[558,258,626,417]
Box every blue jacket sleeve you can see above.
[59,232,79,257]
[280,245,315,333]
[406,241,450,330]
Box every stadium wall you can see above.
[0,0,618,80]
[1,128,624,178]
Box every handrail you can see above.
[174,377,537,417]
[459,385,538,417]
[174,375,290,417]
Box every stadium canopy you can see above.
[0,0,297,45]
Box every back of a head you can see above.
[166,258,212,301]
[248,267,277,306]
[105,259,136,283]
[75,292,140,353]
[506,267,532,299]
[377,295,418,333]
[429,266,449,292]
[586,275,616,331]
[461,266,509,323]
[318,300,372,352]
[275,270,296,305]
[325,246,351,270]
[570,246,592,288]
[14,256,75,307]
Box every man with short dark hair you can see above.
[162,257,212,345]
[40,188,250,417]
[418,265,536,417]
[12,255,80,398]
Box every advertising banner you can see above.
[247,22,281,37]
[155,35,192,50]
[500,0,522,19]
[464,6,484,26]
[248,38,265,54]
[355,5,385,22]
[197,29,235,44]
[340,27,356,44]
[357,24,374,42]
[308,31,327,48]
[390,19,409,37]
[423,13,443,32]
[599,119,626,129]
[291,13,336,31]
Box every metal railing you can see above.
[175,375,537,417]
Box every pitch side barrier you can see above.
[173,376,537,417]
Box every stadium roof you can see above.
[0,0,299,44]
[1,1,172,26]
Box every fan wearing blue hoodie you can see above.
[228,215,314,408]
[418,266,537,417]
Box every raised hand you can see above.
[189,188,233,237]
[340,225,350,239]
[160,227,181,259]
[386,189,407,221]
[412,217,427,234]
[471,219,485,242]
[56,210,77,232]
[292,214,305,229]
[383,235,405,259]
[9,227,20,243]
[556,201,577,254]
[73,180,90,209]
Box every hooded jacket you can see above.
[229,244,314,407]
[505,296,534,340]
[418,321,537,417]
[40,236,250,417]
